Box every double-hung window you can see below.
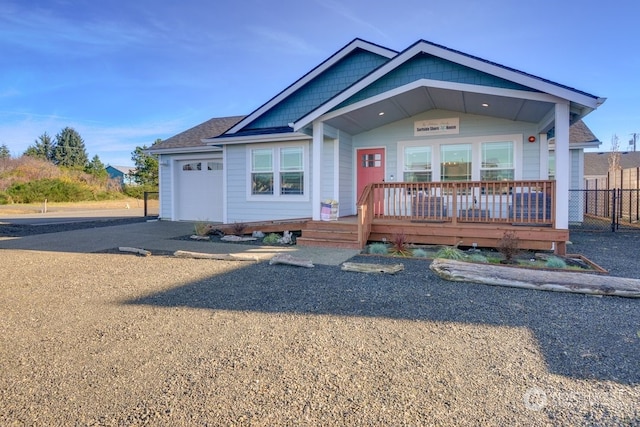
[250,145,305,197]
[440,144,472,181]
[480,141,514,181]
[251,149,274,195]
[403,146,432,182]
[280,147,304,195]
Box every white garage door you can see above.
[176,159,223,221]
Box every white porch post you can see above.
[312,120,323,221]
[554,101,570,229]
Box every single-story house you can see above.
[149,38,605,253]
[584,151,640,181]
[106,165,136,186]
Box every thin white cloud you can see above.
[247,27,323,56]
[314,0,388,39]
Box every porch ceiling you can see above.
[323,86,555,135]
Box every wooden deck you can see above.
[220,180,568,254]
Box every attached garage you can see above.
[175,158,223,222]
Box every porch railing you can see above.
[357,180,556,245]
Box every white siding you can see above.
[158,154,172,219]
[338,132,355,216]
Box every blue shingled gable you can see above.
[244,48,390,130]
[334,52,538,111]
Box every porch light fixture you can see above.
[528,136,536,143]
[378,111,385,116]
[481,103,489,107]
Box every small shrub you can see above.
[368,242,389,255]
[468,253,488,263]
[545,257,567,269]
[435,246,466,260]
[262,233,281,245]
[497,231,520,263]
[390,233,412,257]
[194,222,213,236]
[231,222,247,236]
[0,192,13,205]
[412,248,428,258]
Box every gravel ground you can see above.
[0,223,638,426]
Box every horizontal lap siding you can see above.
[159,155,172,219]
[226,144,312,223]
[352,110,540,179]
[339,134,355,215]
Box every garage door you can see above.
[176,159,223,221]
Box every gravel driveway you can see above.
[1,223,638,426]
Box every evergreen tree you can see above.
[24,132,54,161]
[0,144,10,159]
[85,154,108,178]
[53,127,88,168]
[130,144,159,187]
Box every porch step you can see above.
[297,220,361,249]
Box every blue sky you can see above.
[1,0,639,167]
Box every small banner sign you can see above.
[414,117,460,137]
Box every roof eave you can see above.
[204,131,311,146]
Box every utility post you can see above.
[630,133,638,152]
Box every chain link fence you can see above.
[569,188,640,232]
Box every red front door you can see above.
[357,148,385,213]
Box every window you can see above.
[440,144,472,181]
[480,142,514,181]
[548,152,555,180]
[182,162,201,171]
[207,161,223,171]
[249,145,306,197]
[251,149,274,195]
[280,147,303,195]
[403,146,432,182]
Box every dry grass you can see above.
[0,198,154,216]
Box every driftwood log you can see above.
[189,235,210,241]
[118,247,151,256]
[341,262,404,274]
[429,258,640,298]
[173,250,258,262]
[269,254,314,268]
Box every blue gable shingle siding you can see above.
[334,53,540,110]
[245,49,390,130]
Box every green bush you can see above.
[468,253,488,263]
[0,192,13,205]
[435,246,467,260]
[368,242,389,254]
[123,184,158,199]
[412,248,428,257]
[545,257,567,269]
[6,178,95,203]
[262,233,281,245]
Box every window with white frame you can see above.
[440,144,472,181]
[251,148,274,195]
[403,146,432,182]
[250,145,305,197]
[280,147,304,195]
[480,141,514,181]
[548,151,555,180]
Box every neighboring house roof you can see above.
[149,115,245,153]
[106,165,135,176]
[584,151,640,177]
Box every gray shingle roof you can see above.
[569,120,598,144]
[585,151,640,177]
[151,115,245,150]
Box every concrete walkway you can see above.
[0,219,361,266]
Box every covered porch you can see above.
[298,179,568,254]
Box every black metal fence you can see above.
[143,191,159,217]
[569,188,640,232]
